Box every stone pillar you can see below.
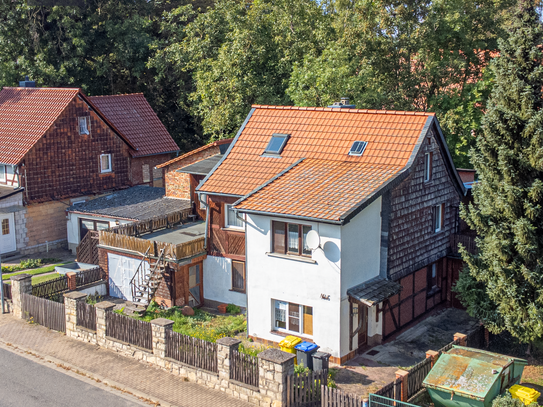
[453,332,467,346]
[258,348,296,407]
[66,272,77,291]
[151,318,175,362]
[217,337,242,388]
[95,301,115,347]
[395,369,409,402]
[10,274,32,319]
[64,292,87,338]
[425,350,439,368]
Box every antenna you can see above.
[306,230,320,251]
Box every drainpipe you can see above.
[198,193,209,249]
[244,211,249,337]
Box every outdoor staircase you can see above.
[128,249,167,313]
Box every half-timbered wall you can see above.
[207,195,245,259]
[21,96,132,204]
[387,127,460,281]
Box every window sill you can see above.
[229,288,246,294]
[265,252,316,264]
[99,172,114,178]
[427,287,441,297]
[270,330,314,342]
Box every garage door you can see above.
[0,213,16,254]
[108,253,149,301]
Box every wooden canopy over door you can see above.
[349,298,368,353]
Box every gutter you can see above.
[234,208,343,225]
[0,187,24,201]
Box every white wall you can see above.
[339,197,382,356]
[67,212,131,251]
[203,255,247,308]
[78,281,108,297]
[245,214,342,357]
[107,252,149,301]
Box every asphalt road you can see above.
[0,347,149,407]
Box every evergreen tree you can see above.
[457,0,543,344]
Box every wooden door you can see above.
[0,213,16,254]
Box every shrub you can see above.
[239,343,268,356]
[226,304,241,314]
[294,362,310,375]
[492,395,524,407]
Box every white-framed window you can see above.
[433,203,444,233]
[79,117,90,135]
[424,152,432,182]
[225,204,243,228]
[273,300,313,336]
[100,154,112,173]
[0,165,5,182]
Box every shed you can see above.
[423,346,527,407]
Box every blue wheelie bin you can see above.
[294,341,319,370]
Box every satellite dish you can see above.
[306,230,320,250]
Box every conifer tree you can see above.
[458,0,543,344]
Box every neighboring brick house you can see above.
[196,103,465,363]
[0,85,178,255]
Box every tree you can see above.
[457,0,543,344]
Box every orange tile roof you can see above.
[235,159,402,222]
[88,94,179,157]
[199,105,433,199]
[0,87,80,164]
[156,139,233,168]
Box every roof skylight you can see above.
[264,133,289,155]
[349,141,368,156]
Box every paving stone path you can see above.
[0,313,252,407]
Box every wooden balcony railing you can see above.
[450,234,477,255]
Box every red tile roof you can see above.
[156,139,233,169]
[88,93,179,158]
[235,159,401,222]
[198,105,440,222]
[0,87,80,164]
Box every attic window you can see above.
[349,141,368,156]
[264,134,289,155]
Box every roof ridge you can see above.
[5,87,81,91]
[156,138,233,168]
[88,93,145,98]
[251,104,435,116]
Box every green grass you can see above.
[2,263,70,281]
[31,273,62,285]
[127,301,247,342]
[1,257,61,274]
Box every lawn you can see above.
[125,302,247,343]
[2,263,70,281]
[4,272,62,285]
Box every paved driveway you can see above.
[331,308,480,398]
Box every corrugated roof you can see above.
[199,106,434,199]
[0,87,80,164]
[88,94,179,158]
[235,159,401,222]
[176,154,223,176]
[67,186,191,221]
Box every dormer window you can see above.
[79,117,90,135]
[348,141,368,156]
[264,133,289,155]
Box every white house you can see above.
[197,102,465,364]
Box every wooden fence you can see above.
[108,210,191,237]
[165,329,218,373]
[32,275,68,299]
[100,232,154,256]
[321,386,363,406]
[76,301,97,331]
[75,267,105,287]
[287,370,328,407]
[77,230,99,265]
[174,237,205,259]
[21,293,65,332]
[105,311,153,350]
[374,378,401,401]
[2,283,11,300]
[230,349,259,387]
[406,357,431,399]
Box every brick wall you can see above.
[388,127,461,280]
[131,154,171,187]
[21,96,132,204]
[163,145,222,199]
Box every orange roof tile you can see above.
[156,139,233,169]
[0,87,80,164]
[88,94,179,158]
[199,105,433,198]
[235,159,402,222]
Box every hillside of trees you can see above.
[0,0,519,166]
